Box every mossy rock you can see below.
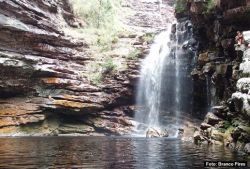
[211,129,224,142]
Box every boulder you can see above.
[191,68,202,79]
[231,125,250,143]
[212,106,228,118]
[211,129,224,142]
[236,78,250,93]
[243,143,250,154]
[243,31,250,43]
[193,130,205,144]
[225,135,234,147]
[198,52,209,65]
[204,112,222,125]
[240,58,250,75]
[232,92,250,116]
[160,129,169,137]
[146,128,169,138]
[146,128,161,138]
[200,123,212,130]
[244,48,250,59]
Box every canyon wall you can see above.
[0,0,174,136]
[177,0,250,154]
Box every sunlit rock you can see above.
[232,92,250,117]
[204,112,222,125]
[236,78,250,93]
[211,106,228,118]
[200,123,212,130]
[243,31,250,43]
[240,58,250,76]
[244,143,250,154]
[146,128,169,138]
[211,129,224,142]
[198,52,209,65]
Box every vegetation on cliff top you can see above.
[67,0,135,85]
[175,0,216,14]
[175,0,187,13]
[69,0,124,50]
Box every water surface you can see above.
[0,137,248,169]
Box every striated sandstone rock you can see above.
[185,1,250,153]
[0,0,174,135]
[0,0,134,135]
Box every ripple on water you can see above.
[0,137,249,169]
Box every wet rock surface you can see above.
[178,0,250,154]
[146,128,169,138]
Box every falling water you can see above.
[171,21,196,136]
[134,24,172,136]
[205,74,211,110]
[134,20,196,137]
[174,23,181,136]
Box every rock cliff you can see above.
[0,0,174,136]
[177,0,250,154]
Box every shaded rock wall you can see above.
[177,0,250,116]
[179,0,250,154]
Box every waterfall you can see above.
[133,20,196,137]
[134,24,172,136]
[205,74,211,110]
[164,20,196,136]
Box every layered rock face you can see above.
[179,0,250,154]
[184,0,250,114]
[0,0,174,136]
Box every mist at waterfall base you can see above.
[134,20,197,137]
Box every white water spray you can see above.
[134,24,173,135]
[133,20,196,137]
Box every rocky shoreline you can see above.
[176,0,250,155]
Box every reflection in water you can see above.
[0,137,249,169]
